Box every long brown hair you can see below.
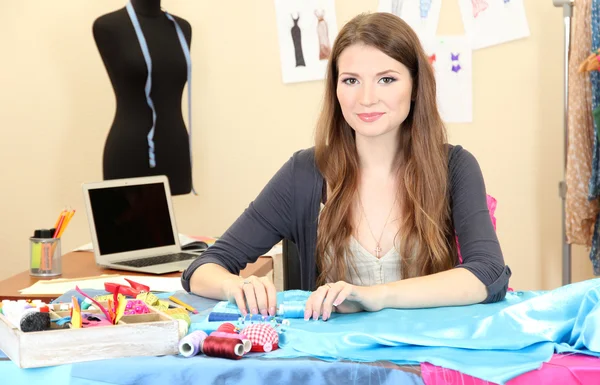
[314,12,457,285]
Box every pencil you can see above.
[168,296,198,314]
[53,211,66,238]
[57,210,76,238]
[53,209,66,229]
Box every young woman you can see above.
[182,12,511,321]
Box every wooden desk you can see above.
[0,251,273,301]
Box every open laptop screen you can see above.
[88,182,176,255]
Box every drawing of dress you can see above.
[451,53,461,73]
[471,0,488,18]
[420,0,432,19]
[391,0,405,16]
[428,53,436,65]
[315,10,331,60]
[291,15,305,67]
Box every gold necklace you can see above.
[357,192,397,258]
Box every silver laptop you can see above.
[82,175,202,274]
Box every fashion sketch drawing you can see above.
[315,9,331,60]
[291,14,306,67]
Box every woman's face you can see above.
[336,44,413,142]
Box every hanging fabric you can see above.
[587,0,600,275]
[565,0,598,246]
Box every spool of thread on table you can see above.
[20,311,51,332]
[178,330,208,357]
[202,336,244,359]
[217,322,237,333]
[276,301,306,318]
[176,319,189,339]
[210,331,252,353]
[170,312,192,326]
[208,312,242,322]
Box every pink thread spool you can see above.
[210,331,252,353]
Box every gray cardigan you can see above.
[181,145,512,303]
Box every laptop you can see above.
[82,175,203,274]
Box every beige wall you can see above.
[0,1,595,290]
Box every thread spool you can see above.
[208,312,241,322]
[276,302,306,318]
[178,330,208,357]
[216,322,236,333]
[210,331,252,353]
[20,311,51,332]
[201,336,244,359]
[177,319,189,339]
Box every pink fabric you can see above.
[421,354,600,385]
[456,194,497,264]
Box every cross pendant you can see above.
[375,245,382,259]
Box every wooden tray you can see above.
[0,303,180,368]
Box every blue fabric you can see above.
[589,0,600,274]
[0,353,423,385]
[1,364,72,385]
[190,279,600,384]
[67,355,423,385]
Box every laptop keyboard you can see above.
[113,252,200,268]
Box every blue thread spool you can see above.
[207,312,241,322]
[276,301,306,318]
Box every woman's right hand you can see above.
[222,275,277,317]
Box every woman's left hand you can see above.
[304,281,384,321]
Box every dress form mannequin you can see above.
[93,0,193,195]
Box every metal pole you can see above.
[553,0,574,286]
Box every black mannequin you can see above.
[93,0,193,195]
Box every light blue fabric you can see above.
[0,354,423,385]
[67,355,423,385]
[1,363,72,385]
[191,279,600,384]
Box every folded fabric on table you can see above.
[190,279,600,384]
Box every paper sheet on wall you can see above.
[422,36,473,123]
[19,275,184,295]
[274,0,338,84]
[458,0,530,50]
[378,0,442,43]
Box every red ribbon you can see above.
[104,278,150,297]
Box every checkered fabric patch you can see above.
[241,323,279,352]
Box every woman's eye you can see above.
[380,77,396,84]
[342,78,358,85]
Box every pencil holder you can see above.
[29,237,62,277]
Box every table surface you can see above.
[0,251,273,301]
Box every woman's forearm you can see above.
[189,263,242,300]
[379,268,488,309]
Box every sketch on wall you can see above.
[422,36,473,123]
[378,0,442,43]
[274,0,338,84]
[458,0,530,49]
